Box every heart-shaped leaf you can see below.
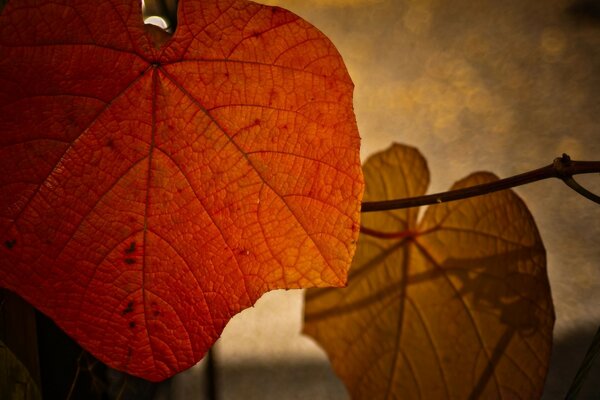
[0,0,363,381]
[304,144,554,398]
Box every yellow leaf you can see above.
[304,143,554,399]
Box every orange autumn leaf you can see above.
[304,144,554,399]
[0,0,363,381]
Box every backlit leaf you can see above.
[304,144,554,399]
[0,0,363,381]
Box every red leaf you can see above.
[0,0,363,381]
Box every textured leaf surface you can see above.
[0,0,363,381]
[304,144,554,399]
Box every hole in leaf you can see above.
[141,0,177,33]
[144,16,169,31]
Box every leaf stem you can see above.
[361,155,600,212]
[359,226,417,240]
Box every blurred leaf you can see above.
[0,340,41,400]
[304,143,555,399]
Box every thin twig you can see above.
[115,375,128,400]
[361,155,600,212]
[65,350,85,400]
[562,177,600,204]
[566,324,600,399]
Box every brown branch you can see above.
[361,154,600,213]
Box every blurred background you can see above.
[178,0,600,398]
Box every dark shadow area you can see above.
[0,289,165,400]
[543,324,600,399]
[217,360,348,400]
[566,0,600,24]
[36,311,168,400]
[0,289,41,387]
[36,311,108,400]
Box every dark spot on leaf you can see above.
[106,139,114,148]
[125,242,136,254]
[129,321,136,328]
[238,248,250,256]
[4,239,16,249]
[269,94,278,106]
[122,301,134,315]
[150,302,160,317]
[254,119,261,126]
[124,258,135,265]
[252,31,261,38]
[206,28,222,41]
